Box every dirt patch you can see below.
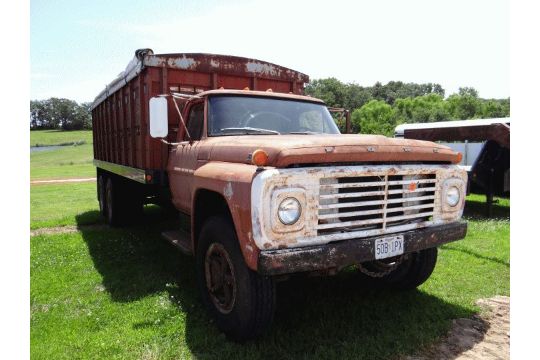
[31,178,96,185]
[406,296,509,360]
[30,224,109,237]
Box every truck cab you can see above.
[148,88,467,341]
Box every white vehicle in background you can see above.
[395,118,510,216]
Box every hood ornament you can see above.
[324,147,335,153]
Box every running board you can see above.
[162,229,192,255]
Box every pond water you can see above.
[30,145,62,153]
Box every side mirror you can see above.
[149,97,168,138]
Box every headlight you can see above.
[278,197,301,225]
[446,186,460,207]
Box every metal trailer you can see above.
[91,49,309,192]
[395,118,510,216]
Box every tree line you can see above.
[305,79,510,136]
[30,80,509,134]
[30,98,92,130]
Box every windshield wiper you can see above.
[220,127,280,135]
[288,131,322,135]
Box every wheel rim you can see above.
[204,243,237,314]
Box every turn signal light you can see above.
[252,149,269,167]
[455,152,463,163]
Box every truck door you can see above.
[169,101,205,212]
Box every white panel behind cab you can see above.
[149,97,168,138]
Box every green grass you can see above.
[31,143,95,180]
[30,186,510,359]
[28,126,510,357]
[30,182,101,229]
[31,130,93,147]
[30,130,94,180]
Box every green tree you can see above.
[304,78,347,107]
[480,99,510,118]
[371,81,445,104]
[458,87,479,97]
[352,100,396,136]
[394,94,451,123]
[74,102,93,129]
[344,83,372,110]
[447,91,482,120]
[29,98,92,130]
[30,100,56,128]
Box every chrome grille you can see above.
[317,173,437,235]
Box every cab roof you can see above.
[192,89,326,104]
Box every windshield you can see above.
[207,95,341,136]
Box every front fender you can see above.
[192,162,261,271]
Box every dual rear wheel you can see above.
[97,172,143,226]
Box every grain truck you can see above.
[91,49,468,341]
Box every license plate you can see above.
[375,235,404,260]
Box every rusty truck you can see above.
[91,49,468,341]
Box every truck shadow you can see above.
[463,197,510,220]
[76,209,482,359]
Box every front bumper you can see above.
[258,221,467,276]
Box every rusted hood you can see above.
[202,134,460,167]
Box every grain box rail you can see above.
[91,49,309,184]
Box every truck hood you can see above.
[200,134,460,167]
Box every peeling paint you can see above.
[246,62,280,76]
[168,56,197,69]
[251,164,467,251]
[224,182,234,200]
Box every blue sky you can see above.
[31,0,509,103]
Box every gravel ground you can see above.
[406,296,510,360]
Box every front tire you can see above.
[196,216,275,342]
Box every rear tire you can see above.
[105,177,121,226]
[362,247,438,290]
[98,174,107,216]
[196,216,275,342]
[105,176,143,226]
